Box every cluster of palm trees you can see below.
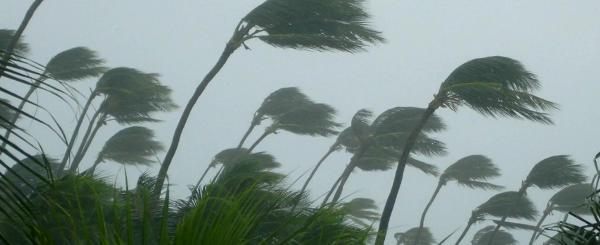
[0,0,597,244]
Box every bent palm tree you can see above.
[454,191,537,245]
[413,155,502,245]
[394,227,435,245]
[486,155,585,244]
[528,183,594,245]
[86,126,164,175]
[471,226,516,245]
[376,56,559,245]
[156,0,384,196]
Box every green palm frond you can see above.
[371,107,446,136]
[477,191,538,221]
[96,126,164,166]
[244,0,384,52]
[439,56,558,124]
[525,155,586,189]
[3,154,59,195]
[471,226,516,245]
[440,155,502,190]
[212,148,281,170]
[353,147,439,176]
[274,102,341,136]
[0,29,29,55]
[394,227,436,245]
[406,157,439,176]
[341,198,379,227]
[0,99,18,128]
[550,184,594,214]
[256,87,312,118]
[45,47,107,81]
[350,109,373,142]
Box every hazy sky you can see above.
[4,1,600,244]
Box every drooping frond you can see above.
[350,109,373,143]
[525,155,586,189]
[211,148,281,170]
[441,155,502,190]
[244,0,384,52]
[371,107,446,135]
[44,47,107,81]
[96,126,164,166]
[274,102,341,136]
[256,87,312,118]
[477,191,538,221]
[341,198,379,227]
[471,226,516,245]
[3,154,59,195]
[440,56,558,124]
[491,220,538,231]
[0,29,29,55]
[354,147,439,176]
[394,227,436,245]
[0,99,18,129]
[406,157,439,176]
[336,127,360,152]
[550,183,595,214]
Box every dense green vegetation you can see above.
[1,1,598,244]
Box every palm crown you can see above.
[0,29,29,56]
[44,47,107,81]
[95,126,164,166]
[440,155,502,189]
[524,155,586,190]
[471,226,516,245]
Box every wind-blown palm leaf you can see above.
[525,155,586,189]
[212,148,281,170]
[0,99,17,128]
[491,220,538,231]
[350,109,373,142]
[341,197,379,227]
[440,155,502,190]
[274,102,341,136]
[372,107,446,136]
[395,227,435,245]
[0,29,29,55]
[96,126,164,166]
[256,87,312,117]
[476,191,538,221]
[550,184,594,214]
[244,0,384,52]
[44,47,107,81]
[471,226,516,245]
[2,154,59,195]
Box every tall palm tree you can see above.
[394,227,435,245]
[329,107,446,204]
[412,155,502,245]
[237,87,311,148]
[86,126,164,175]
[246,102,340,152]
[1,47,106,152]
[454,191,538,245]
[155,0,384,196]
[376,56,558,245]
[471,226,516,245]
[486,155,585,244]
[528,183,594,245]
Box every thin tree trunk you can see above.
[237,121,257,149]
[57,92,97,175]
[375,106,437,245]
[154,39,242,197]
[247,131,270,153]
[0,78,44,153]
[191,165,213,192]
[321,173,343,207]
[299,144,337,196]
[86,158,102,176]
[414,181,444,245]
[0,0,43,80]
[485,184,528,245]
[331,163,356,203]
[69,111,105,172]
[454,218,475,245]
[528,206,551,245]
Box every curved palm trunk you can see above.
[299,144,337,196]
[485,184,528,245]
[237,122,258,149]
[321,174,343,207]
[375,106,437,245]
[0,78,45,153]
[154,37,245,196]
[85,158,102,176]
[191,165,213,192]
[331,163,356,204]
[455,217,475,245]
[528,206,551,245]
[0,0,43,79]
[69,111,105,172]
[413,181,444,245]
[247,131,270,153]
[57,93,97,175]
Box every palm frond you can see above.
[471,226,516,245]
[275,102,341,136]
[372,107,446,135]
[406,157,439,176]
[441,155,502,190]
[394,227,436,245]
[350,109,373,142]
[491,220,538,231]
[525,155,586,189]
[477,191,538,221]
[212,148,281,170]
[341,198,379,227]
[45,47,107,81]
[256,87,312,118]
[244,0,384,52]
[0,29,29,55]
[0,99,18,129]
[440,56,558,124]
[550,184,595,214]
[96,126,164,166]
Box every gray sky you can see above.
[3,1,600,244]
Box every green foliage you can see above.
[210,148,281,170]
[550,184,594,214]
[256,87,312,119]
[45,47,107,81]
[341,198,379,227]
[0,99,18,128]
[394,227,435,245]
[0,29,29,55]
[476,191,538,221]
[471,226,516,245]
[525,155,586,189]
[96,126,164,166]
[273,102,341,136]
[440,155,503,190]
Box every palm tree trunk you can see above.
[331,163,356,203]
[0,0,43,80]
[375,105,437,245]
[321,174,343,207]
[454,218,475,245]
[86,158,102,176]
[0,77,45,153]
[154,38,244,197]
[485,184,528,245]
[69,111,105,172]
[191,165,213,192]
[299,144,337,196]
[528,205,552,245]
[414,181,444,245]
[237,121,258,149]
[247,131,270,153]
[57,92,97,175]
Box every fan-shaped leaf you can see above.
[525,155,586,189]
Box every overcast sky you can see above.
[4,1,600,244]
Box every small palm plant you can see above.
[528,183,594,245]
[376,56,559,245]
[486,155,586,243]
[156,0,384,195]
[412,155,503,244]
[394,227,435,245]
[85,126,164,175]
[454,191,538,245]
[471,226,516,245]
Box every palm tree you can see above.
[237,87,311,148]
[156,0,384,195]
[246,101,340,153]
[0,47,106,152]
[376,56,559,245]
[85,126,164,175]
[340,197,380,227]
[329,107,446,204]
[454,191,538,245]
[412,155,502,245]
[528,183,594,245]
[471,226,516,245]
[486,155,585,244]
[394,227,435,245]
